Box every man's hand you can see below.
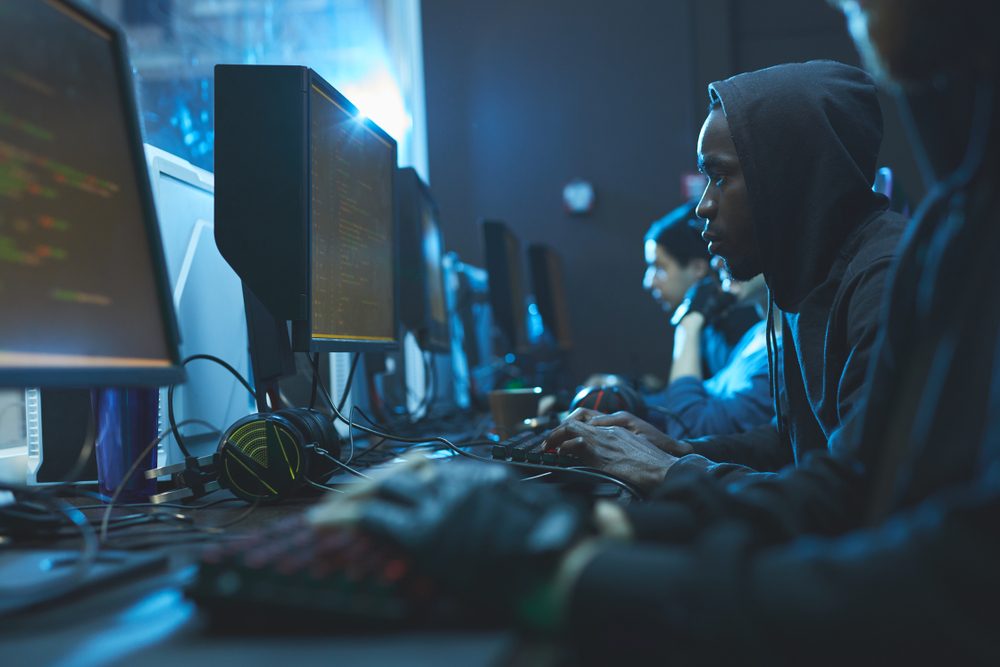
[563,408,693,457]
[545,418,680,494]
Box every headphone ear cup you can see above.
[279,408,342,482]
[216,413,309,504]
[281,408,341,459]
[614,385,647,419]
[569,384,647,419]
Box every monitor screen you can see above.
[0,0,180,386]
[309,82,396,349]
[528,244,573,350]
[482,220,529,354]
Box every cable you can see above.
[309,367,645,500]
[295,345,643,498]
[309,353,320,410]
[168,354,255,459]
[345,405,359,465]
[303,477,346,494]
[0,496,99,601]
[193,501,261,532]
[418,350,437,418]
[339,352,361,414]
[100,419,218,542]
[648,405,694,439]
[316,446,371,480]
[71,498,244,511]
[99,530,246,552]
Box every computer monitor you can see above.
[397,167,449,353]
[481,220,530,355]
[214,64,399,360]
[145,145,252,464]
[0,0,182,387]
[527,244,574,351]
[444,254,498,408]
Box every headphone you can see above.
[149,408,343,505]
[569,383,647,419]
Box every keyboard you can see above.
[189,515,466,630]
[490,430,582,467]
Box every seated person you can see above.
[641,200,760,380]
[550,59,906,490]
[646,262,773,438]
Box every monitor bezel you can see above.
[398,168,450,354]
[0,0,184,388]
[528,243,574,351]
[481,219,531,355]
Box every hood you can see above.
[709,60,889,311]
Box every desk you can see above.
[0,496,525,667]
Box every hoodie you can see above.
[668,61,907,478]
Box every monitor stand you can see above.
[243,286,296,412]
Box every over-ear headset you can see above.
[149,408,342,504]
[568,383,647,419]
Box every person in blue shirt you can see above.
[641,203,773,438]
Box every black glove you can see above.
[670,277,734,326]
[346,459,592,612]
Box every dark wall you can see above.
[727,0,924,208]
[421,0,921,384]
[422,0,694,382]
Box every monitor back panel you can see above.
[147,146,252,464]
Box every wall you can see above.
[726,0,924,206]
[423,0,695,382]
[421,0,922,384]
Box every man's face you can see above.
[696,109,762,281]
[642,241,700,313]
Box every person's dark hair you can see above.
[644,199,709,267]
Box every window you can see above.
[81,0,428,178]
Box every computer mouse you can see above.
[568,383,647,419]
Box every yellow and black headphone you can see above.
[151,408,342,505]
[215,408,342,503]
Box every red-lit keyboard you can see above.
[189,516,461,630]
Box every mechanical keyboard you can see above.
[490,430,582,467]
[189,515,467,629]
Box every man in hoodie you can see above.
[549,60,906,489]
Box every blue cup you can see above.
[91,388,159,503]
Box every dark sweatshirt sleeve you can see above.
[624,446,860,544]
[664,421,793,484]
[568,470,1000,664]
[833,255,895,428]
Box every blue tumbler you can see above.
[91,387,159,503]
